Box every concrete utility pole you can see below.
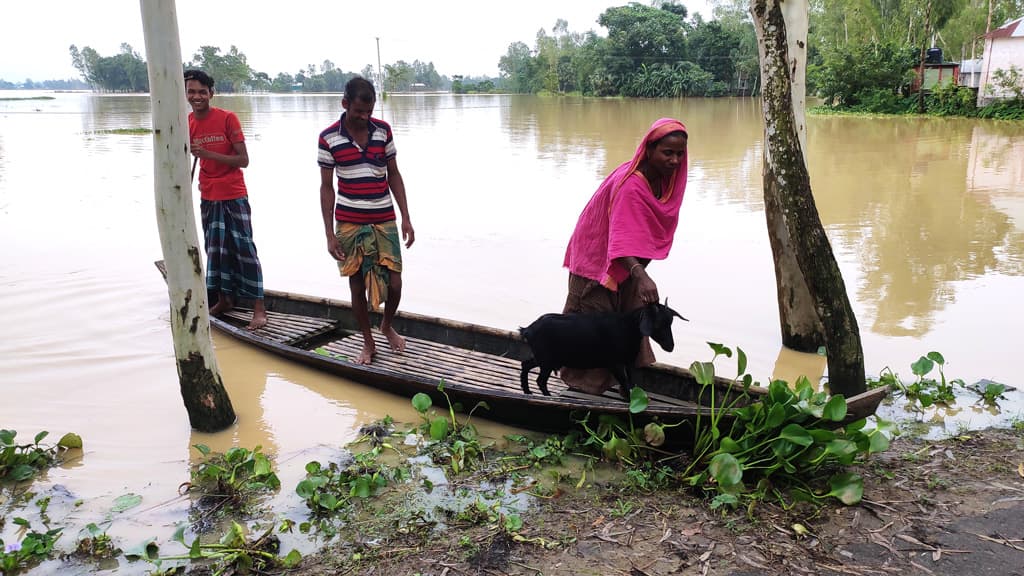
[376,36,383,92]
[140,0,236,431]
[376,36,385,120]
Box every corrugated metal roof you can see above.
[985,16,1024,39]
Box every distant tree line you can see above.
[63,42,452,94]
[0,78,90,90]
[497,1,760,97]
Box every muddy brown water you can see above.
[1,91,1022,572]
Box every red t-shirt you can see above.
[188,108,247,201]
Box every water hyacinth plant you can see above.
[0,429,82,483]
[684,343,895,507]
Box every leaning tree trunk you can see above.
[141,0,236,430]
[751,0,866,396]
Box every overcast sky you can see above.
[1,0,714,82]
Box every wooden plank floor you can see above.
[322,333,692,408]
[221,309,336,346]
[218,310,695,409]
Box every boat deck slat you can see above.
[326,334,689,409]
[222,309,337,346]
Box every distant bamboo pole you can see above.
[140,0,236,431]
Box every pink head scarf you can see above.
[563,117,689,290]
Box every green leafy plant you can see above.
[0,429,82,482]
[685,343,894,507]
[74,522,118,559]
[296,446,397,517]
[572,386,688,467]
[966,380,1008,405]
[873,352,966,409]
[138,521,301,575]
[411,383,489,474]
[0,518,62,574]
[189,444,280,508]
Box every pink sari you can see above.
[563,118,688,290]
[559,118,688,395]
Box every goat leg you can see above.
[520,358,538,394]
[536,368,553,396]
[611,364,632,402]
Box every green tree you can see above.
[412,60,442,88]
[689,20,739,87]
[499,41,539,93]
[68,43,147,92]
[270,72,294,92]
[711,0,760,93]
[598,3,689,79]
[187,45,253,92]
[383,60,414,91]
[809,42,918,107]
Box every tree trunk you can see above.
[750,0,866,396]
[917,0,934,114]
[140,0,236,431]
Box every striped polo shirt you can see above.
[317,113,397,223]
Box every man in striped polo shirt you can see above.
[318,77,415,365]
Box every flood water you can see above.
[2,91,1022,571]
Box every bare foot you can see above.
[210,296,234,317]
[381,324,406,353]
[246,301,268,331]
[356,344,376,365]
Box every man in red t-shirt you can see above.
[185,69,267,330]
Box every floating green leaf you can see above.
[57,433,82,449]
[111,493,142,513]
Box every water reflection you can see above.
[808,117,1024,337]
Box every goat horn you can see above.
[662,298,688,321]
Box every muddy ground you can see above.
[287,428,1024,576]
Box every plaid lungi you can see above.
[335,220,403,311]
[201,197,264,300]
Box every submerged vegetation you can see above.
[0,96,55,101]
[89,127,152,135]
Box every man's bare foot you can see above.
[380,324,406,353]
[356,344,376,365]
[246,301,268,331]
[210,296,234,317]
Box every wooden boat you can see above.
[155,262,887,446]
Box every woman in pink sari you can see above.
[561,118,689,395]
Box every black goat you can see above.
[518,301,687,400]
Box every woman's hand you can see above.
[633,266,659,304]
